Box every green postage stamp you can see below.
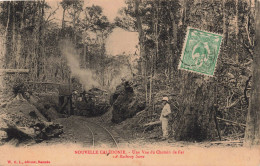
[178,27,222,76]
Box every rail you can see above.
[87,120,119,149]
[75,117,119,149]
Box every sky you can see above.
[46,0,126,23]
[106,27,139,56]
[46,0,139,56]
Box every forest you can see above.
[0,0,259,149]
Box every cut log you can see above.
[1,120,36,139]
[6,138,19,146]
[0,69,29,74]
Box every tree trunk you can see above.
[32,1,39,80]
[11,2,16,68]
[83,44,87,68]
[134,0,144,73]
[182,0,187,25]
[40,0,45,80]
[166,24,171,81]
[149,1,160,106]
[72,11,76,43]
[62,8,66,29]
[34,0,45,80]
[169,6,178,80]
[174,74,217,141]
[134,0,147,104]
[173,0,219,141]
[222,0,227,45]
[4,1,10,68]
[16,1,25,69]
[244,0,260,147]
[235,0,239,62]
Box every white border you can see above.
[178,26,223,77]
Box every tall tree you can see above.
[223,0,227,45]
[81,5,112,86]
[244,0,260,146]
[134,0,148,103]
[60,0,74,29]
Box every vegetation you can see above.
[0,0,258,146]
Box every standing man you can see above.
[160,97,171,140]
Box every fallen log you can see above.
[136,109,146,116]
[216,117,246,127]
[210,140,243,144]
[26,81,68,85]
[6,138,20,146]
[143,121,161,127]
[143,113,176,127]
[1,120,36,139]
[143,121,161,133]
[0,69,29,74]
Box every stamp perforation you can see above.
[178,26,223,77]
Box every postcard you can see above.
[0,0,259,165]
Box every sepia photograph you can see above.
[0,0,259,165]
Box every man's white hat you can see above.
[162,97,169,101]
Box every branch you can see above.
[244,75,252,105]
[143,120,161,127]
[216,117,246,127]
[245,15,253,46]
[243,42,254,59]
[243,59,253,66]
[45,5,60,23]
[219,98,239,110]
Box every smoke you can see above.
[108,65,132,91]
[60,40,100,91]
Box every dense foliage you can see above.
[115,0,255,140]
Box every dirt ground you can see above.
[1,101,259,166]
[0,95,246,149]
[37,113,244,149]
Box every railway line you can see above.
[54,116,119,148]
[84,120,119,148]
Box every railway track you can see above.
[84,120,119,148]
[56,116,119,148]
